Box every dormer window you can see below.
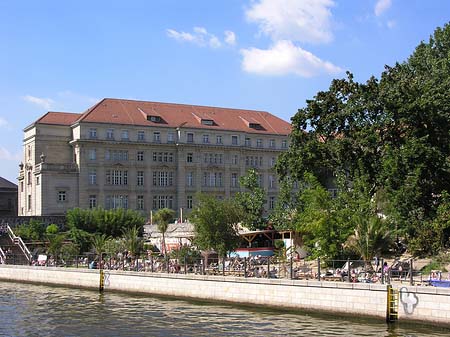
[147,115,162,123]
[249,122,263,130]
[201,119,214,126]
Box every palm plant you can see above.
[121,226,143,258]
[345,215,391,270]
[153,208,175,257]
[91,233,110,267]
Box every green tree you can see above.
[277,23,450,253]
[345,216,391,269]
[91,233,110,266]
[190,194,242,258]
[66,208,145,237]
[153,208,175,257]
[15,219,45,241]
[234,168,266,230]
[121,226,144,258]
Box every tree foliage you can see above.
[277,23,450,253]
[66,208,145,237]
[234,168,266,230]
[190,194,242,257]
[153,208,175,257]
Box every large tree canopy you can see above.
[277,23,450,250]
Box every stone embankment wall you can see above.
[0,265,449,326]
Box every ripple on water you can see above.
[0,281,448,337]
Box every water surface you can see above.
[0,281,447,337]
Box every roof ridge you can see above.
[76,98,107,123]
[103,97,269,114]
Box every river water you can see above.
[0,281,448,337]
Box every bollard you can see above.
[347,258,351,283]
[290,256,293,279]
[409,258,414,285]
[244,257,247,278]
[318,258,321,281]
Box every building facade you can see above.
[0,177,18,216]
[18,98,291,216]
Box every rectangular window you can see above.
[258,174,263,187]
[187,172,194,187]
[152,195,173,209]
[89,149,96,160]
[270,139,276,148]
[89,195,97,209]
[106,170,128,185]
[167,132,174,143]
[231,135,238,145]
[27,171,32,185]
[187,133,194,143]
[232,155,238,165]
[271,157,276,166]
[137,131,145,141]
[153,132,161,143]
[269,196,275,210]
[256,139,263,148]
[89,128,97,139]
[58,191,66,202]
[187,153,193,163]
[137,171,144,186]
[245,137,251,147]
[187,196,193,209]
[20,182,24,192]
[106,129,114,140]
[27,195,31,210]
[216,135,222,144]
[269,175,274,189]
[105,195,128,209]
[137,195,144,210]
[231,173,238,187]
[121,130,129,140]
[105,150,128,161]
[203,134,209,144]
[89,170,97,185]
[36,177,40,185]
[137,151,144,161]
[282,140,288,148]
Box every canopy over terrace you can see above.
[144,221,304,257]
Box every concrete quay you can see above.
[1,265,449,326]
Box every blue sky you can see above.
[0,0,449,183]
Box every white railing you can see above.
[7,225,32,263]
[0,247,5,264]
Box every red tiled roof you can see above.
[77,98,291,135]
[36,112,82,126]
[34,99,291,135]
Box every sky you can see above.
[0,0,449,183]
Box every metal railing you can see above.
[0,247,5,264]
[6,225,32,263]
[0,253,432,286]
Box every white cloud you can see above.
[23,91,98,112]
[245,0,334,44]
[387,20,396,29]
[167,27,236,49]
[0,147,21,162]
[224,30,236,45]
[375,0,392,16]
[240,40,342,77]
[193,26,208,35]
[0,117,8,128]
[166,29,196,43]
[23,95,55,110]
[209,36,221,48]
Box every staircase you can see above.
[0,225,32,265]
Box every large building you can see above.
[0,177,18,216]
[18,98,291,216]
